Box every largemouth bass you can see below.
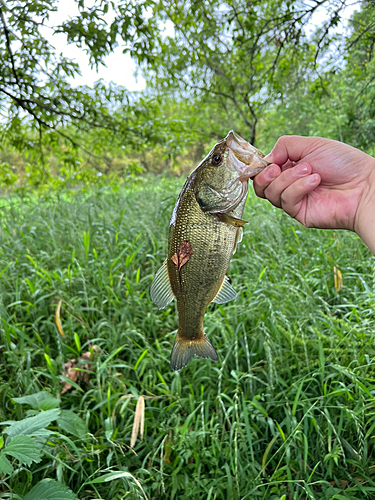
[150,131,269,371]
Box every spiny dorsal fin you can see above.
[150,259,175,309]
[212,275,237,304]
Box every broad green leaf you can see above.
[3,409,60,438]
[4,435,41,465]
[57,410,87,440]
[23,479,78,500]
[0,453,13,475]
[13,392,60,411]
[38,398,60,411]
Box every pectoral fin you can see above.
[150,259,175,309]
[215,213,248,227]
[212,275,237,304]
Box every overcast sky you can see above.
[43,0,147,91]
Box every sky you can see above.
[43,0,147,91]
[44,0,359,91]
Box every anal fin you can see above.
[170,332,218,371]
[150,259,175,309]
[212,275,237,304]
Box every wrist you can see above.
[354,156,375,253]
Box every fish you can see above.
[150,131,269,371]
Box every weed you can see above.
[0,178,375,499]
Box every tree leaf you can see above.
[2,409,60,438]
[0,453,13,475]
[57,410,87,440]
[13,392,60,411]
[23,479,78,500]
[4,435,42,465]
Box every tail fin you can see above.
[170,332,218,371]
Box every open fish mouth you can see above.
[225,130,270,181]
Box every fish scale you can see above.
[150,130,269,371]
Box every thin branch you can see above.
[346,20,375,51]
[0,4,21,89]
[313,2,346,67]
[1,88,115,168]
[356,74,375,99]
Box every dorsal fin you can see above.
[150,259,175,309]
[212,275,237,304]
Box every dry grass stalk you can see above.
[333,266,343,292]
[55,299,65,337]
[130,396,145,448]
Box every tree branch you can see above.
[0,4,21,90]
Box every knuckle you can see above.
[253,180,265,198]
[280,192,288,208]
[264,188,281,208]
[277,135,290,147]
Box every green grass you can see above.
[1,176,375,499]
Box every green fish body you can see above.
[150,131,269,371]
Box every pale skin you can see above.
[252,136,375,253]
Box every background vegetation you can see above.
[1,0,375,190]
[1,0,375,499]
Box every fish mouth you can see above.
[225,130,270,181]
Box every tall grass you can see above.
[0,177,375,499]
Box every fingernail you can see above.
[295,163,309,176]
[309,173,320,183]
[263,153,273,163]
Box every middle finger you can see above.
[264,162,312,208]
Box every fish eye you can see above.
[211,154,222,166]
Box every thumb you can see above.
[263,152,274,163]
[266,135,318,167]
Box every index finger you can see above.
[264,135,322,167]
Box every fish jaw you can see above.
[225,130,270,181]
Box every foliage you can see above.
[146,0,372,145]
[257,0,375,154]
[0,0,168,180]
[2,0,375,192]
[1,178,375,498]
[0,0,157,129]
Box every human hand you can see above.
[253,135,375,251]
